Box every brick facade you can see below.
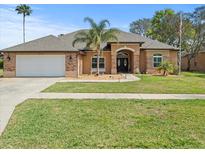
[3,52,79,78]
[145,50,170,73]
[3,52,16,77]
[182,52,205,72]
[3,46,178,77]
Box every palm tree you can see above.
[15,4,32,43]
[157,61,174,76]
[72,17,119,75]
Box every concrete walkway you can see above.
[59,74,140,82]
[31,93,205,99]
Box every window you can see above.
[92,56,105,69]
[153,54,163,67]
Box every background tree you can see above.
[129,18,151,37]
[72,17,119,75]
[130,8,195,48]
[15,4,32,43]
[183,6,205,71]
[129,6,205,72]
[146,9,177,45]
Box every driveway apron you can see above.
[0,78,61,134]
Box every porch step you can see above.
[123,74,138,80]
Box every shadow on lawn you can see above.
[183,71,205,78]
[195,74,205,78]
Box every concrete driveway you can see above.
[0,77,62,134]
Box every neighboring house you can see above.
[182,50,205,72]
[0,52,3,60]
[0,52,3,69]
[1,29,178,77]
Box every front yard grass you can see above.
[0,99,205,148]
[43,72,205,93]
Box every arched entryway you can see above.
[117,50,131,73]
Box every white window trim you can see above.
[91,56,106,73]
[153,54,163,68]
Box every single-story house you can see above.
[182,49,205,72]
[1,29,178,77]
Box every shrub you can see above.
[157,61,174,76]
[0,58,3,69]
[172,65,179,75]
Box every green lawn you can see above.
[0,99,205,148]
[43,72,205,94]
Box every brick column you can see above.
[133,51,140,73]
[65,53,78,78]
[4,52,16,77]
[111,52,117,74]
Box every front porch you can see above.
[110,44,140,74]
[79,43,141,76]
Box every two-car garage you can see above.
[16,55,65,77]
[2,35,79,77]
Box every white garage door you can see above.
[16,55,65,77]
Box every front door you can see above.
[117,58,128,73]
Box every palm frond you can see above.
[84,17,98,29]
[99,19,110,30]
[72,30,94,49]
[72,38,88,47]
[15,4,32,16]
[74,31,89,38]
[101,28,120,42]
[73,17,119,52]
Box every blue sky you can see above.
[0,4,204,49]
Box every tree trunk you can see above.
[186,58,191,71]
[23,14,25,43]
[96,50,100,76]
[163,70,166,76]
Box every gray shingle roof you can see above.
[1,29,178,52]
[2,35,78,52]
[60,29,178,50]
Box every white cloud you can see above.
[0,7,81,49]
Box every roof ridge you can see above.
[61,29,89,37]
[128,32,178,49]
